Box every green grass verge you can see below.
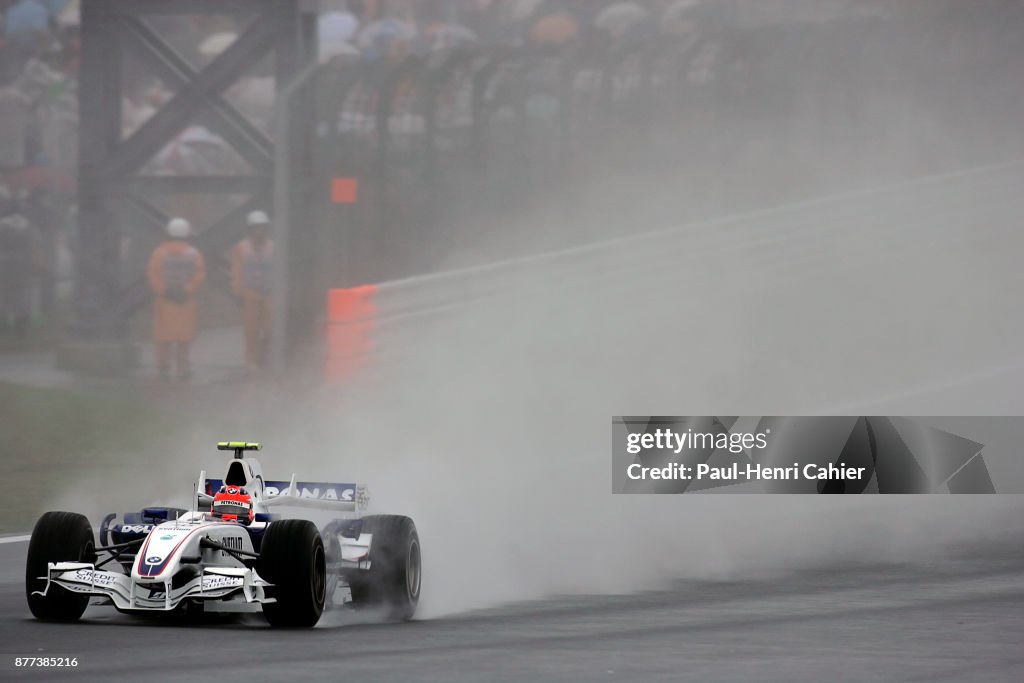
[0,381,183,534]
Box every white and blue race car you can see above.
[25,442,421,627]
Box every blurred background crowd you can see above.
[0,0,76,342]
[2,0,1024,351]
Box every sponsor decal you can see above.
[145,556,163,564]
[227,487,239,495]
[119,524,154,534]
[160,534,174,540]
[70,569,119,586]
[220,537,243,551]
[201,575,241,591]
[263,484,356,501]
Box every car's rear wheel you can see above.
[257,519,326,628]
[346,515,420,621]
[25,511,96,621]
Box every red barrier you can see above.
[326,285,378,383]
[330,177,359,205]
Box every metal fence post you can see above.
[271,60,320,375]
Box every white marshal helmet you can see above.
[246,210,270,226]
[166,217,191,239]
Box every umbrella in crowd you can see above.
[3,0,51,37]
[529,11,579,46]
[318,7,360,54]
[594,2,650,39]
[150,126,243,176]
[355,18,418,57]
[198,31,237,60]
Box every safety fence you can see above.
[321,157,1024,382]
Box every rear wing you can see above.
[217,441,262,459]
[202,476,364,512]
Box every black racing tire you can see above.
[346,515,420,621]
[25,511,96,622]
[257,519,326,628]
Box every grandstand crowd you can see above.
[2,1,1024,337]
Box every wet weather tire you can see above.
[258,519,326,628]
[25,511,96,621]
[347,515,420,621]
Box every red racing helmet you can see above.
[211,485,254,525]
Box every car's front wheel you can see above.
[25,511,95,621]
[257,519,326,628]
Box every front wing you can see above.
[33,563,272,612]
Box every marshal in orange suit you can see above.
[147,217,206,380]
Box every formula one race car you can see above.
[25,442,421,627]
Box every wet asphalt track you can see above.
[3,536,1024,682]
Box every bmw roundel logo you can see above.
[227,487,238,494]
[145,555,163,564]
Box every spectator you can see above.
[0,81,31,167]
[0,212,39,337]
